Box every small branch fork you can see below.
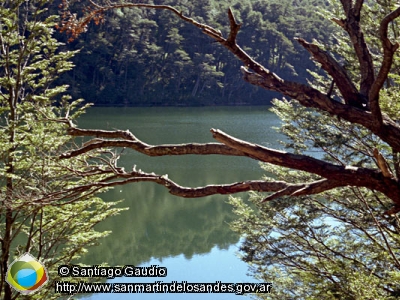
[332,1,400,131]
[57,1,400,212]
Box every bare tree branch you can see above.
[41,159,392,202]
[226,7,241,45]
[65,126,391,187]
[61,127,246,158]
[373,148,394,178]
[32,166,327,200]
[338,0,375,97]
[261,179,344,202]
[296,38,365,108]
[211,129,385,180]
[59,2,224,42]
[354,0,364,16]
[369,7,400,129]
[240,67,400,152]
[60,124,400,204]
[339,0,351,15]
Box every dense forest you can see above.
[56,0,335,106]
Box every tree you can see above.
[59,0,400,216]
[227,1,400,298]
[230,98,400,298]
[0,1,125,299]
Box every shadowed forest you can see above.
[55,0,333,106]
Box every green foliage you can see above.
[230,1,400,298]
[55,0,334,106]
[0,1,125,298]
[231,186,400,298]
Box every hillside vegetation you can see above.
[57,0,334,106]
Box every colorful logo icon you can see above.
[6,252,48,295]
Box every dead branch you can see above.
[373,148,394,178]
[61,125,400,205]
[261,179,344,202]
[61,127,246,158]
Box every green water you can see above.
[77,106,282,299]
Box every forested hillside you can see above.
[57,0,334,106]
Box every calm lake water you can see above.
[77,106,283,299]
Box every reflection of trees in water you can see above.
[83,183,239,266]
[76,107,271,267]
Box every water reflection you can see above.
[76,106,281,298]
[85,184,241,266]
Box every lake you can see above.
[77,106,283,299]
